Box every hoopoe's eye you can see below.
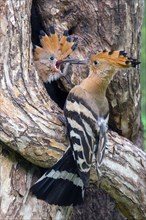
[93,60,99,65]
[49,56,55,61]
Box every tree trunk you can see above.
[0,0,67,168]
[0,0,145,219]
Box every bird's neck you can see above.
[80,72,113,98]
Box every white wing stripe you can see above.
[68,118,91,149]
[66,100,96,122]
[36,169,84,188]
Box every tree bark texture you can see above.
[0,0,67,168]
[0,0,145,219]
[0,143,72,220]
[1,132,146,220]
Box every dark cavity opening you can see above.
[68,26,76,35]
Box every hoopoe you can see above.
[33,26,78,83]
[30,50,140,206]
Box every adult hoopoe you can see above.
[33,26,78,83]
[30,50,140,206]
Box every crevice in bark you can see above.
[44,81,69,109]
[71,186,126,220]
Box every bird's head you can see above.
[89,50,140,80]
[78,50,140,95]
[33,26,78,83]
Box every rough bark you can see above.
[0,0,145,220]
[0,0,67,168]
[1,132,146,220]
[0,143,72,220]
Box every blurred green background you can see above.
[141,5,146,150]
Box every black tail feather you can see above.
[30,148,84,206]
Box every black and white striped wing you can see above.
[64,92,98,186]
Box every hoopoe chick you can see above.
[30,50,140,206]
[33,26,78,83]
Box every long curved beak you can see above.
[62,58,89,65]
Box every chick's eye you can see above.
[94,60,99,65]
[49,56,54,61]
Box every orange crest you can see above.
[91,50,140,68]
[33,26,78,61]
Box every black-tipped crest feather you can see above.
[49,25,55,34]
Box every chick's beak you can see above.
[56,60,63,69]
